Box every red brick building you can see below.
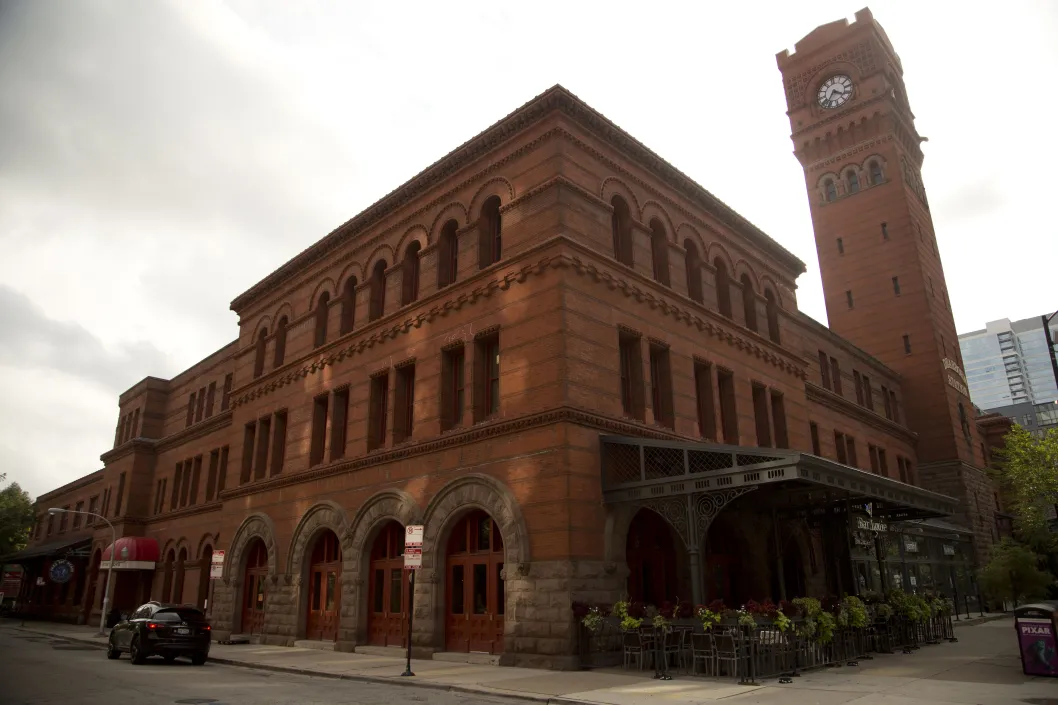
[6,7,998,668]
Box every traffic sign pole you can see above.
[401,525,424,678]
[401,570,415,677]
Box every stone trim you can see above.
[224,513,279,582]
[284,500,350,575]
[805,383,917,443]
[474,324,500,340]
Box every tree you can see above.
[992,425,1058,548]
[979,538,1053,605]
[0,474,36,556]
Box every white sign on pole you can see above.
[210,549,225,580]
[404,525,424,570]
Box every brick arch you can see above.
[309,277,337,310]
[338,262,364,291]
[600,176,642,220]
[364,244,395,274]
[815,171,840,189]
[468,177,515,220]
[733,260,758,291]
[429,201,469,234]
[707,242,735,273]
[860,154,889,182]
[285,500,350,575]
[250,315,272,343]
[272,302,295,327]
[225,512,279,582]
[640,201,676,242]
[396,225,429,261]
[196,532,220,561]
[675,223,706,256]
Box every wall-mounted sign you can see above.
[48,560,74,585]
[857,517,888,533]
[943,358,970,397]
[943,544,956,556]
[404,525,424,570]
[904,540,919,553]
[210,550,225,580]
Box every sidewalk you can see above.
[11,613,1051,705]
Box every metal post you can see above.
[652,625,671,681]
[401,570,415,677]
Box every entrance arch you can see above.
[367,521,406,646]
[305,531,341,641]
[241,538,268,635]
[445,510,504,654]
[625,509,680,606]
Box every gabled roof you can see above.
[230,84,806,313]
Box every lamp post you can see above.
[49,507,115,637]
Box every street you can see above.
[0,625,517,705]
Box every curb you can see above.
[14,627,577,705]
[953,614,1008,627]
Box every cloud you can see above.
[933,179,1006,223]
[0,284,171,392]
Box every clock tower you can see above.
[777,8,998,559]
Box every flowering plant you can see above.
[581,606,605,633]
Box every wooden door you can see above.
[305,531,341,642]
[367,522,406,647]
[445,511,504,654]
[241,540,268,635]
[625,509,678,606]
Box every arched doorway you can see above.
[305,531,341,642]
[445,510,504,654]
[241,539,268,635]
[626,509,679,606]
[367,521,406,647]
[196,543,213,611]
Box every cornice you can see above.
[805,383,917,444]
[146,501,223,524]
[218,406,686,500]
[231,85,805,314]
[100,411,233,463]
[805,134,896,173]
[231,235,809,409]
[36,470,105,503]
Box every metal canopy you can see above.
[600,435,959,521]
[0,536,91,564]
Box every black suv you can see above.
[107,602,211,665]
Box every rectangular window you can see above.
[882,385,893,420]
[221,373,233,411]
[834,431,847,464]
[904,458,915,485]
[440,346,465,431]
[863,374,873,410]
[903,334,912,354]
[179,462,191,507]
[818,350,831,389]
[218,446,229,494]
[648,344,673,429]
[846,437,858,468]
[619,332,644,420]
[394,365,416,443]
[889,390,899,422]
[171,462,182,507]
[869,444,879,473]
[154,480,164,515]
[47,514,54,536]
[73,501,83,528]
[846,290,854,309]
[88,495,98,516]
[897,456,908,483]
[59,507,69,532]
[330,389,349,461]
[189,456,202,506]
[837,237,844,254]
[752,382,771,447]
[770,390,788,448]
[881,222,889,240]
[206,449,219,502]
[693,360,716,440]
[854,370,864,404]
[717,368,738,444]
[878,448,888,476]
[186,392,196,427]
[114,472,126,516]
[205,381,216,418]
[810,422,821,455]
[830,357,842,395]
[196,386,206,423]
[892,276,900,296]
[368,374,389,452]
[240,422,256,484]
[311,393,329,464]
[254,415,271,481]
[475,334,501,420]
[271,410,288,476]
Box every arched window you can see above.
[714,258,732,319]
[339,277,357,335]
[313,291,330,349]
[273,316,288,368]
[846,169,860,194]
[683,239,703,304]
[253,327,268,379]
[478,196,502,269]
[868,160,883,186]
[401,241,421,306]
[649,219,670,286]
[764,289,781,344]
[437,220,459,288]
[369,260,387,321]
[610,196,633,266]
[824,179,837,203]
[740,273,757,332]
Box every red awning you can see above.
[100,537,159,570]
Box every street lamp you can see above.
[49,507,115,637]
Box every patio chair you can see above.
[622,630,650,671]
[712,631,742,680]
[691,632,715,676]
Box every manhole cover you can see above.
[175,699,220,704]
[52,645,97,651]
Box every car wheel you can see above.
[106,636,120,660]
[163,654,177,663]
[190,652,207,666]
[129,636,147,665]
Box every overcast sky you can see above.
[1,0,1055,499]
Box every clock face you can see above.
[817,75,854,109]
